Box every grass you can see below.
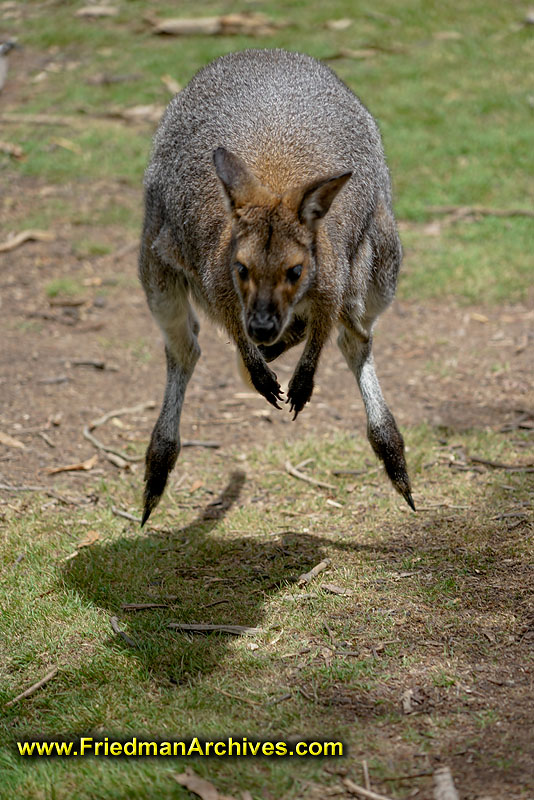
[1,427,533,798]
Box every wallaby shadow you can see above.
[62,470,530,688]
[62,471,364,685]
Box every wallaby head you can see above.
[213,147,352,346]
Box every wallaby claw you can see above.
[287,367,314,419]
[248,361,283,409]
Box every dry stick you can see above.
[111,506,142,523]
[297,558,331,587]
[110,616,137,648]
[362,761,371,791]
[343,777,394,800]
[83,400,156,463]
[0,482,81,506]
[84,401,219,462]
[427,204,534,219]
[121,603,170,611]
[433,766,460,800]
[5,667,59,707]
[218,688,260,707]
[470,455,534,472]
[168,623,262,635]
[285,460,335,490]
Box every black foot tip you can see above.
[404,492,416,511]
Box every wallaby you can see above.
[138,48,414,525]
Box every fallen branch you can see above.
[0,229,55,253]
[343,777,394,800]
[470,455,534,472]
[297,558,331,587]
[285,460,335,490]
[168,623,262,635]
[433,766,459,800]
[5,667,59,707]
[110,616,137,648]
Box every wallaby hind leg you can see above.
[337,326,414,510]
[142,271,200,526]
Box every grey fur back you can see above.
[145,49,393,274]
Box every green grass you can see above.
[1,0,531,302]
[1,426,533,798]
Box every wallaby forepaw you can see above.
[287,368,314,419]
[249,363,283,409]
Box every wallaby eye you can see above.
[236,262,249,281]
[286,265,303,284]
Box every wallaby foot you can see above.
[287,364,314,419]
[338,326,415,510]
[142,431,180,526]
[367,410,414,510]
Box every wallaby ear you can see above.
[213,147,272,213]
[285,172,352,229]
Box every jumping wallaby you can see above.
[138,48,414,525]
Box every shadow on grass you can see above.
[62,470,343,685]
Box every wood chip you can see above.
[77,529,100,548]
[433,766,460,800]
[297,558,331,587]
[0,431,26,449]
[149,12,280,37]
[47,453,98,474]
[5,667,59,707]
[111,506,142,523]
[168,623,262,636]
[0,229,55,253]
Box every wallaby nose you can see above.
[247,315,279,344]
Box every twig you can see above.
[433,766,459,800]
[83,400,156,463]
[285,460,335,490]
[38,431,55,448]
[362,761,371,791]
[0,112,79,126]
[470,455,534,472]
[110,616,137,648]
[0,229,55,253]
[121,602,169,611]
[266,692,292,705]
[343,777,394,800]
[111,506,142,523]
[297,558,331,587]
[5,667,58,707]
[218,688,260,706]
[168,623,262,635]
[0,482,82,505]
[427,204,534,219]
